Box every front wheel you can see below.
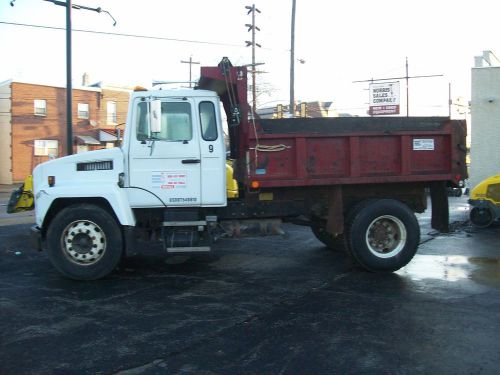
[346,199,420,272]
[46,204,123,280]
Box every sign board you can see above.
[369,81,400,115]
[413,139,435,151]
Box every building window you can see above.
[76,145,89,154]
[78,103,89,119]
[107,101,117,124]
[34,140,58,157]
[34,100,47,116]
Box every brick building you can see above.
[0,80,130,184]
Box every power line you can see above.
[0,20,248,48]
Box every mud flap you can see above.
[123,226,139,257]
[326,185,343,236]
[430,181,449,233]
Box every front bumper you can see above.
[30,225,42,251]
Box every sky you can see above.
[0,0,499,117]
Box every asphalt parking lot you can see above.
[0,186,499,375]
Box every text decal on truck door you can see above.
[413,139,435,151]
[152,171,188,189]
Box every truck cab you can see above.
[124,89,226,208]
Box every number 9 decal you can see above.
[208,145,214,153]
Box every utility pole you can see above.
[180,56,200,88]
[290,0,296,117]
[66,0,72,155]
[405,57,409,116]
[448,82,452,118]
[10,0,116,156]
[245,4,261,114]
[353,57,443,117]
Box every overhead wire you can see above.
[0,21,286,52]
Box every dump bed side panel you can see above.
[244,117,466,188]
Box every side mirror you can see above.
[150,100,162,133]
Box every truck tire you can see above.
[346,199,420,272]
[470,206,494,228]
[311,224,346,251]
[46,204,123,280]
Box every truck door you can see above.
[197,99,226,206]
[128,98,202,207]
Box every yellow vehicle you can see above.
[469,174,500,228]
[226,163,239,198]
[7,175,34,213]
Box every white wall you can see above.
[0,81,12,185]
[470,66,500,188]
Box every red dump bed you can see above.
[247,117,467,188]
[198,61,467,189]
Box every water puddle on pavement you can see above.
[397,255,500,289]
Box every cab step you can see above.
[166,246,211,253]
[162,209,216,253]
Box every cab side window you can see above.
[199,101,218,141]
[160,102,192,141]
[136,101,192,141]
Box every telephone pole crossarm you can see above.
[181,57,200,87]
[245,4,261,114]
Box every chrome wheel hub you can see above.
[365,215,406,258]
[62,220,106,265]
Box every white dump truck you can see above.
[18,58,467,280]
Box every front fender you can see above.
[35,184,136,227]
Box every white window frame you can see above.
[77,103,89,119]
[34,140,58,157]
[34,100,47,116]
[107,101,117,125]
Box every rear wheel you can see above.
[346,199,420,272]
[46,204,123,280]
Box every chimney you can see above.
[474,56,484,68]
[82,72,90,86]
